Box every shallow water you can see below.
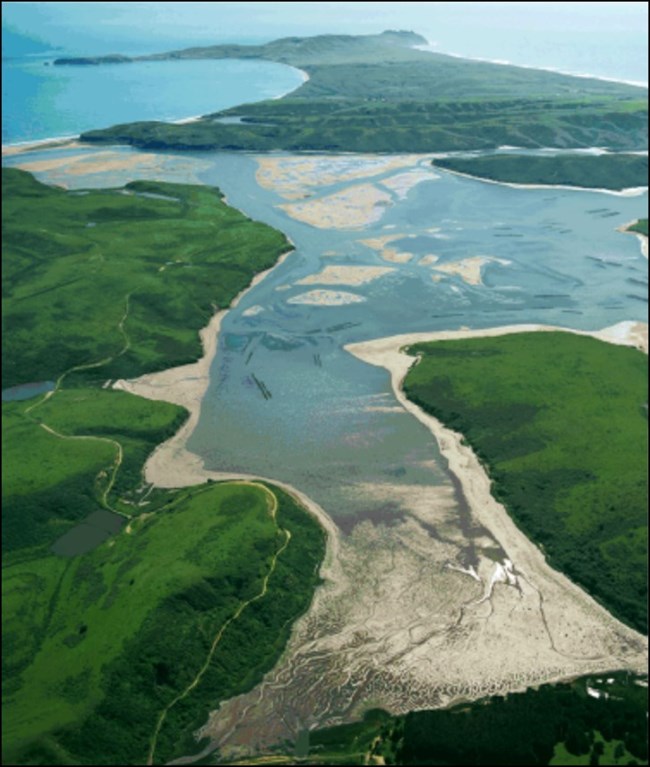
[183,152,648,531]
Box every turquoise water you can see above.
[2,56,304,144]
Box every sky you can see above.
[2,2,648,83]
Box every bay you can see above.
[2,56,304,145]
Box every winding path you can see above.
[147,482,289,765]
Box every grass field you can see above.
[2,168,291,389]
[402,332,648,633]
[433,153,649,191]
[2,168,325,764]
[69,32,647,156]
[3,482,325,765]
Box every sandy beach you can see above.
[1,136,82,157]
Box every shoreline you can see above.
[344,321,649,671]
[112,245,341,573]
[618,220,649,259]
[436,165,649,197]
[413,43,649,90]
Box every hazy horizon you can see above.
[3,2,648,84]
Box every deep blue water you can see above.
[2,56,304,144]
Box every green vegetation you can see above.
[70,32,647,155]
[2,168,326,764]
[2,168,291,389]
[300,674,648,765]
[4,482,325,765]
[433,153,649,191]
[402,332,647,632]
[627,218,648,236]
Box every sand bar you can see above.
[256,154,428,199]
[432,256,511,286]
[618,220,649,259]
[279,183,392,229]
[296,265,395,286]
[286,289,366,306]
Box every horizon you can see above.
[3,2,648,84]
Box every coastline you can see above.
[436,164,649,197]
[413,43,649,90]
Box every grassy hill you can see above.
[57,31,647,155]
[2,169,325,765]
[402,332,648,633]
[433,153,649,190]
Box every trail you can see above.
[147,482,289,766]
[22,295,133,518]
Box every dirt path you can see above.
[147,482,289,765]
[22,294,132,518]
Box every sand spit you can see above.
[296,265,395,287]
[279,183,392,229]
[379,168,438,199]
[432,256,511,286]
[359,233,415,263]
[2,137,82,157]
[618,220,649,259]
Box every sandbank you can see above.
[379,168,438,199]
[359,233,415,263]
[296,265,395,287]
[255,154,428,200]
[432,256,511,286]
[279,183,392,229]
[2,136,82,157]
[286,289,367,306]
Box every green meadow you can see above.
[4,482,325,765]
[2,168,291,389]
[402,332,648,633]
[2,168,325,764]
